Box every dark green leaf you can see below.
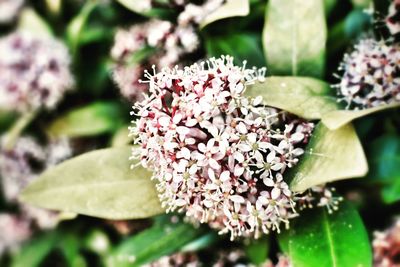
[289,123,368,192]
[11,231,59,267]
[181,233,219,252]
[263,0,327,78]
[66,2,97,55]
[246,77,339,120]
[206,33,266,67]
[59,233,88,267]
[47,102,125,138]
[21,147,164,220]
[107,222,201,267]
[245,238,269,265]
[280,201,372,267]
[369,135,400,203]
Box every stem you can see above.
[2,111,37,150]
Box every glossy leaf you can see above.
[322,103,400,130]
[280,201,372,267]
[47,102,125,138]
[20,147,164,220]
[263,0,327,78]
[18,8,53,37]
[246,77,339,120]
[289,123,368,192]
[369,135,400,204]
[206,33,266,67]
[200,0,250,29]
[107,221,201,267]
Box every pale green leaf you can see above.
[115,0,152,14]
[289,123,368,192]
[18,8,53,37]
[322,103,400,130]
[20,147,164,220]
[47,102,125,138]
[263,0,327,78]
[200,0,250,29]
[111,126,131,147]
[280,201,372,267]
[246,77,339,120]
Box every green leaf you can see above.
[289,123,368,192]
[111,126,131,147]
[205,33,266,67]
[181,233,219,252]
[369,135,400,203]
[115,0,173,18]
[322,103,400,130]
[11,231,59,267]
[246,77,339,120]
[47,102,125,138]
[245,238,270,265]
[351,0,372,8]
[327,9,371,54]
[263,0,327,78]
[200,0,250,29]
[66,1,97,55]
[20,147,164,220]
[324,0,337,16]
[115,0,152,14]
[280,201,372,267]
[18,8,53,37]
[59,233,88,267]
[107,222,201,267]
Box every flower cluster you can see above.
[132,56,337,239]
[111,0,224,101]
[373,218,400,267]
[0,32,74,112]
[335,38,400,109]
[0,214,31,256]
[386,0,400,35]
[0,0,24,24]
[0,137,72,230]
